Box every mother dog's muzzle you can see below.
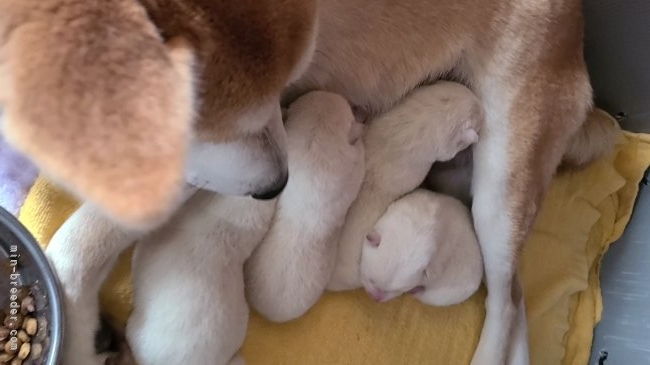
[186,105,289,199]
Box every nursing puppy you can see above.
[2,1,619,364]
[245,91,365,322]
[360,189,483,306]
[328,82,482,290]
[126,191,276,365]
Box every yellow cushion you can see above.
[19,112,650,365]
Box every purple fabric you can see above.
[0,130,38,216]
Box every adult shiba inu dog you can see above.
[0,0,617,364]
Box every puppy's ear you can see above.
[456,128,479,151]
[365,231,381,247]
[0,1,196,229]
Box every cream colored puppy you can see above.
[126,190,275,365]
[328,81,483,290]
[245,91,365,322]
[360,189,483,306]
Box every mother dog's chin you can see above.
[186,107,289,199]
[186,140,289,198]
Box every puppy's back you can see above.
[364,82,482,182]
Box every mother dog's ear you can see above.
[0,0,196,229]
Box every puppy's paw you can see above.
[439,127,479,162]
[327,263,362,291]
[458,128,479,150]
[348,121,365,145]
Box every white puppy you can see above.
[327,81,483,291]
[360,189,483,306]
[245,91,365,322]
[126,190,275,365]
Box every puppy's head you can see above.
[279,91,366,212]
[0,0,317,228]
[283,91,365,172]
[360,195,437,303]
[284,91,365,146]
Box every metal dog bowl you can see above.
[0,207,63,365]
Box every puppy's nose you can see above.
[366,288,387,303]
[251,172,289,200]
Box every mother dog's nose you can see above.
[251,173,289,200]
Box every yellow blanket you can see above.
[18,110,650,365]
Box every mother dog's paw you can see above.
[59,299,103,365]
[59,346,106,365]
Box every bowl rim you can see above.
[0,206,64,365]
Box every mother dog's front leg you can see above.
[46,203,142,365]
[46,185,197,364]
[469,69,591,365]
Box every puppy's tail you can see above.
[560,108,621,169]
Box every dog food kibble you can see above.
[16,332,29,344]
[28,344,40,360]
[0,286,47,365]
[0,353,13,362]
[17,343,30,360]
[23,320,36,338]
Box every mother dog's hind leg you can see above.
[469,64,592,365]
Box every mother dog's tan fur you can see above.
[0,0,317,227]
[0,0,616,364]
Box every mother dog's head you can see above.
[0,0,317,228]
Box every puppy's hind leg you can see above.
[469,64,591,365]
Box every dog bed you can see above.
[17,109,650,365]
